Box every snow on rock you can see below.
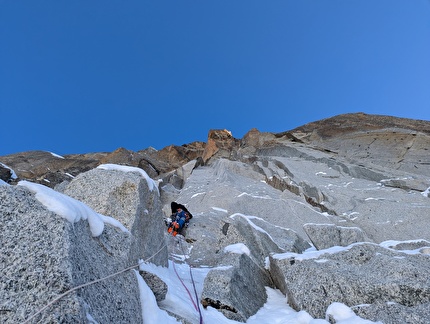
[326,302,382,324]
[422,186,430,198]
[269,242,430,320]
[18,180,128,237]
[48,151,65,159]
[224,243,251,256]
[0,162,18,179]
[97,163,159,194]
[134,269,180,324]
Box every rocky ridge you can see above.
[0,142,205,188]
[1,113,430,323]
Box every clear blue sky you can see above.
[1,1,429,156]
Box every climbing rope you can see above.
[172,256,199,312]
[23,242,167,324]
[25,231,203,323]
[169,234,203,324]
[178,238,203,324]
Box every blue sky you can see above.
[1,1,429,156]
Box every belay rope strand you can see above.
[169,234,203,324]
[178,238,203,323]
[23,242,167,324]
[24,234,203,323]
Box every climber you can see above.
[168,202,193,236]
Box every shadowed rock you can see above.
[0,164,13,182]
[139,271,168,302]
[201,253,273,322]
[0,150,100,187]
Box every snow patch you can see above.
[191,192,205,198]
[49,151,65,159]
[326,302,382,323]
[211,206,228,213]
[224,243,250,256]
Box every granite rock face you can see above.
[1,113,430,323]
[303,223,370,250]
[62,167,168,266]
[1,185,85,323]
[0,166,167,323]
[166,114,430,322]
[198,212,310,321]
[201,253,273,322]
[269,242,430,322]
[202,129,239,163]
[285,112,430,177]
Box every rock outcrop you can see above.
[62,166,167,266]
[283,112,430,177]
[202,129,239,163]
[0,166,167,323]
[201,252,273,322]
[269,242,430,321]
[0,143,205,188]
[199,213,310,321]
[303,223,370,250]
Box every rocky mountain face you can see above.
[1,113,430,323]
[0,142,205,188]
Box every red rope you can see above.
[170,235,204,323]
[171,257,199,312]
[179,239,203,324]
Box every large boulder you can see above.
[63,165,168,266]
[198,213,310,322]
[0,165,169,323]
[201,252,273,322]
[229,214,311,265]
[269,242,430,322]
[0,184,141,323]
[353,301,430,324]
[303,223,371,250]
